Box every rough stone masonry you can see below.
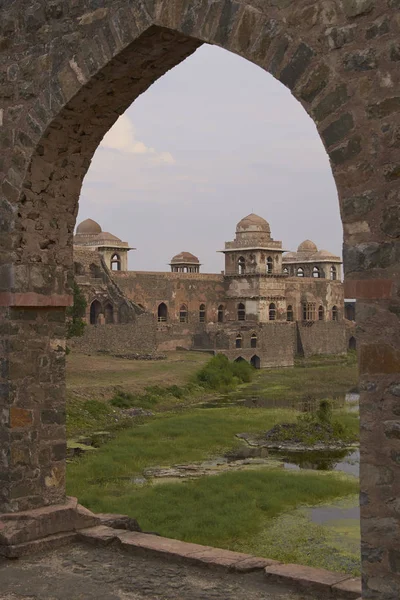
[0,1,399,598]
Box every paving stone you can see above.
[332,577,362,598]
[264,563,350,593]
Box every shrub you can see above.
[194,354,253,391]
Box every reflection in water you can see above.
[274,449,360,477]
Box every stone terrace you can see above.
[0,540,358,600]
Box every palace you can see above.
[72,214,350,367]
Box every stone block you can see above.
[1,531,77,558]
[77,525,122,546]
[332,577,362,598]
[342,0,375,18]
[264,563,350,593]
[0,496,100,547]
[96,512,142,532]
[10,407,33,429]
[279,43,314,89]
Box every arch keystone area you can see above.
[0,1,399,596]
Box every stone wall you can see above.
[1,1,400,596]
[193,322,295,368]
[114,272,225,323]
[296,321,347,357]
[69,314,156,355]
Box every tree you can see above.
[66,281,87,339]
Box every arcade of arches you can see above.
[0,2,399,597]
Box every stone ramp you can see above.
[0,542,350,600]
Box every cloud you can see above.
[100,114,176,165]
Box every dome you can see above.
[171,251,199,264]
[76,219,102,235]
[297,239,317,253]
[236,213,271,234]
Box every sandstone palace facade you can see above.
[72,214,349,368]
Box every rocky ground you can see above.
[0,543,323,600]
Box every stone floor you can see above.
[0,542,323,600]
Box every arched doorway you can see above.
[157,303,168,323]
[3,4,399,593]
[89,300,102,325]
[349,336,357,351]
[250,355,260,369]
[104,302,114,324]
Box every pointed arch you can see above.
[111,253,121,271]
[158,303,168,323]
[89,300,102,325]
[104,302,114,324]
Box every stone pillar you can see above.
[0,303,68,513]
[0,296,99,556]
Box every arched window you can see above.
[179,304,188,323]
[237,302,246,321]
[238,256,246,275]
[318,305,324,321]
[104,302,114,324]
[287,305,294,322]
[267,256,273,274]
[312,266,320,278]
[330,265,337,280]
[111,253,121,271]
[89,299,101,325]
[283,267,289,275]
[217,305,224,323]
[157,303,168,322]
[199,304,206,323]
[297,267,304,277]
[269,303,276,321]
[332,305,338,321]
[235,334,242,349]
[251,333,257,348]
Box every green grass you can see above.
[233,354,358,405]
[68,466,358,572]
[67,406,359,498]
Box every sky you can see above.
[78,44,342,273]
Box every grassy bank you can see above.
[66,351,358,436]
[66,352,360,574]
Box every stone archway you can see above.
[1,2,399,596]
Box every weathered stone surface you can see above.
[299,63,330,103]
[0,496,100,547]
[390,43,400,61]
[279,42,314,89]
[329,136,362,165]
[342,0,375,18]
[322,113,354,147]
[96,513,142,532]
[381,204,400,238]
[313,84,349,122]
[264,563,351,593]
[326,25,356,49]
[1,531,77,558]
[331,577,362,598]
[344,48,377,71]
[342,191,376,219]
[366,18,389,39]
[368,97,400,119]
